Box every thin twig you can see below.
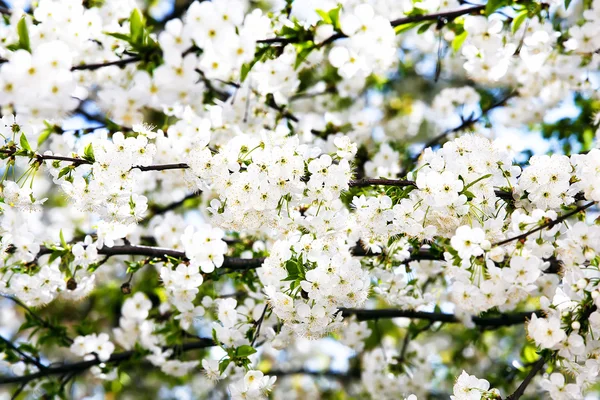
[340,308,542,327]
[0,335,46,370]
[493,202,596,247]
[71,57,141,71]
[0,338,215,385]
[251,304,269,346]
[506,357,546,400]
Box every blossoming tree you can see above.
[1,0,600,398]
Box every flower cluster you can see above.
[70,333,115,362]
[2,0,600,399]
[228,370,277,400]
[451,371,500,400]
[262,237,369,337]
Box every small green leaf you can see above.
[417,22,435,34]
[394,21,421,34]
[105,32,132,43]
[564,0,572,9]
[451,31,468,52]
[19,133,32,152]
[59,229,67,248]
[462,190,475,200]
[129,9,144,45]
[236,345,257,357]
[511,10,528,34]
[328,6,341,30]
[83,143,95,162]
[218,358,231,374]
[315,9,332,24]
[294,45,315,69]
[485,0,509,16]
[16,17,31,52]
[240,63,251,82]
[37,122,54,147]
[57,167,71,180]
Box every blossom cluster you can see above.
[2,0,600,399]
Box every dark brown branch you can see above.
[349,178,417,188]
[36,154,91,166]
[403,90,518,175]
[38,244,264,271]
[268,368,360,380]
[391,5,485,27]
[493,201,596,247]
[258,5,485,46]
[0,338,215,386]
[133,163,190,172]
[340,308,542,327]
[0,336,46,370]
[140,192,202,224]
[251,304,269,346]
[71,57,141,71]
[505,357,546,400]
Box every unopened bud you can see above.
[571,321,580,330]
[66,278,77,291]
[121,282,131,295]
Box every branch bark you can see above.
[38,244,265,271]
[71,57,141,71]
[493,201,596,247]
[259,5,485,46]
[340,308,542,327]
[0,338,215,386]
[505,357,546,400]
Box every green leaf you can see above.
[59,229,68,248]
[19,133,32,152]
[294,45,315,69]
[417,22,435,34]
[129,9,144,45]
[328,6,341,30]
[48,249,66,264]
[463,190,476,200]
[315,9,332,24]
[451,31,468,52]
[37,122,54,147]
[240,63,251,82]
[564,0,572,9]
[511,10,528,34]
[16,17,31,52]
[218,358,231,374]
[57,167,72,180]
[236,345,257,357]
[83,143,95,162]
[106,32,132,43]
[394,22,421,34]
[485,0,509,16]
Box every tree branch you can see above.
[348,178,417,188]
[0,338,215,386]
[340,308,542,327]
[403,90,518,175]
[259,5,486,46]
[71,57,141,71]
[140,192,202,224]
[493,201,596,247]
[38,244,265,271]
[0,336,46,370]
[505,357,546,400]
[133,163,190,172]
